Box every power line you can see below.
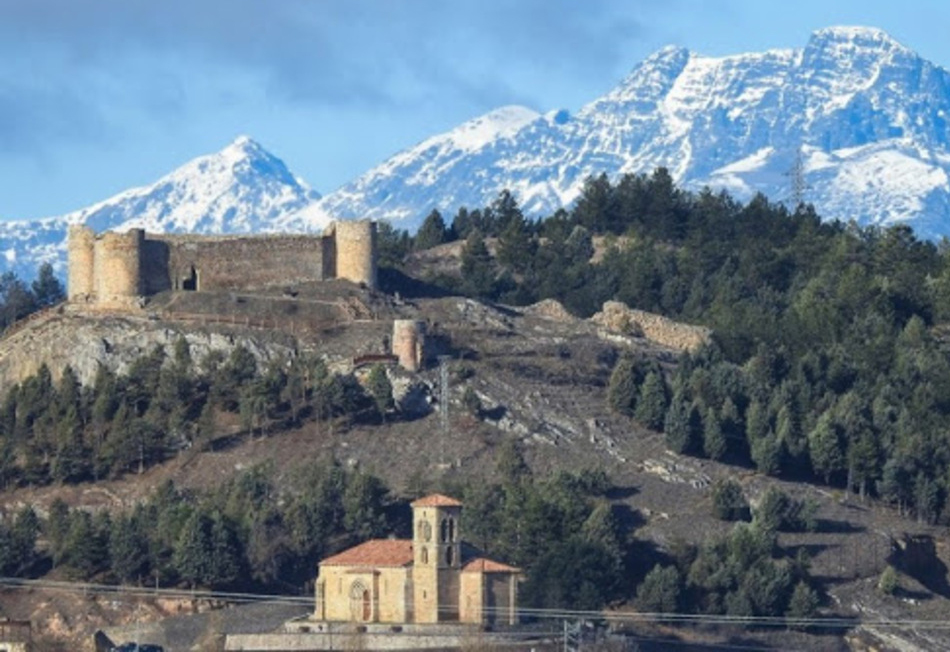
[2,576,950,633]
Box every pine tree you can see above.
[414,209,448,251]
[110,514,148,583]
[808,412,844,483]
[664,393,694,454]
[209,512,241,587]
[31,263,65,308]
[635,371,668,430]
[776,404,805,459]
[366,364,394,422]
[496,209,535,274]
[342,473,388,541]
[745,399,769,443]
[702,406,727,460]
[174,510,212,588]
[46,499,70,567]
[607,357,637,417]
[786,581,819,624]
[751,432,782,476]
[52,405,87,483]
[635,564,682,613]
[711,479,749,521]
[62,511,98,578]
[195,400,216,451]
[459,230,495,298]
[7,506,38,575]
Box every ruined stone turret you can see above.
[94,229,144,308]
[392,320,426,371]
[67,225,95,301]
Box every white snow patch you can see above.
[713,147,775,175]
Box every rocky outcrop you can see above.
[524,299,578,322]
[590,301,710,353]
[0,311,297,386]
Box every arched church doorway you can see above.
[350,580,371,622]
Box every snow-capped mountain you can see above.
[0,136,325,279]
[314,26,950,238]
[7,25,950,281]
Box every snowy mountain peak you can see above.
[0,138,328,279]
[311,26,950,239]
[809,25,907,50]
[415,105,542,155]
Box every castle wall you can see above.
[67,225,95,300]
[150,234,326,293]
[68,219,377,309]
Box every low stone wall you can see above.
[590,301,711,353]
[227,621,542,651]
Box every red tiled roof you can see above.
[411,494,463,508]
[320,539,413,568]
[462,557,520,574]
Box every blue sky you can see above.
[3,0,950,220]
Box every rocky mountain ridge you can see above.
[5,25,950,281]
[0,136,326,279]
[316,26,950,237]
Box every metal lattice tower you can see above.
[563,620,583,652]
[786,146,808,208]
[438,355,451,467]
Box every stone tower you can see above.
[67,225,96,301]
[328,220,377,290]
[392,320,426,371]
[94,229,144,309]
[411,494,462,623]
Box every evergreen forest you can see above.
[388,170,950,525]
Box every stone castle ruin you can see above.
[67,220,377,309]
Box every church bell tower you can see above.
[410,494,462,623]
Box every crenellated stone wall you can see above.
[68,220,378,308]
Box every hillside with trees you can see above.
[393,171,950,525]
[2,172,950,649]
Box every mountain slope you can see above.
[314,26,950,238]
[0,137,325,279]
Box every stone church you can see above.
[314,494,520,626]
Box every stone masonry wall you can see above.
[148,234,326,293]
[67,219,378,308]
[591,300,711,352]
